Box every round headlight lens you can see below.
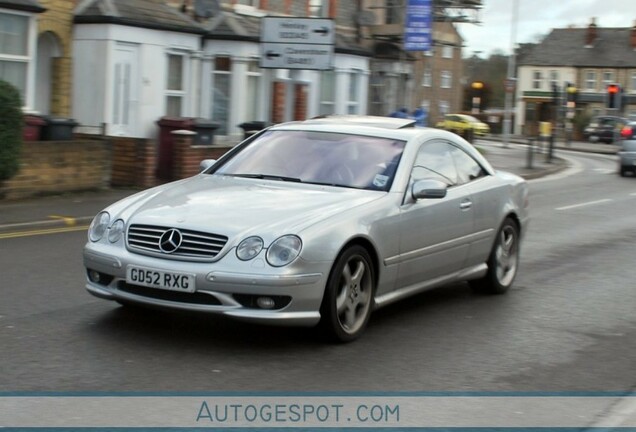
[266,235,302,267]
[236,236,264,261]
[108,219,125,243]
[89,211,110,242]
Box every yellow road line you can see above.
[0,225,90,239]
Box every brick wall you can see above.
[172,133,233,180]
[1,140,111,200]
[271,82,286,124]
[294,84,308,121]
[110,137,157,189]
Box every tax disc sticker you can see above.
[373,174,389,188]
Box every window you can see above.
[411,141,484,187]
[166,53,185,116]
[449,146,485,184]
[603,71,614,87]
[441,70,451,88]
[549,70,559,88]
[0,12,29,98]
[319,70,335,115]
[438,100,449,116]
[347,70,361,114]
[442,46,453,59]
[422,67,432,87]
[532,71,542,90]
[386,0,401,24]
[631,71,636,93]
[246,59,262,121]
[212,56,231,135]
[585,70,596,91]
[411,141,458,186]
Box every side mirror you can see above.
[199,159,216,172]
[412,179,448,200]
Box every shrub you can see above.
[0,80,23,181]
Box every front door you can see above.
[111,43,140,136]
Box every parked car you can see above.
[583,115,628,143]
[436,114,490,139]
[619,121,636,177]
[84,116,529,342]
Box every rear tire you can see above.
[319,246,375,343]
[470,218,519,295]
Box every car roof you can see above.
[286,115,416,129]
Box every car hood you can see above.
[107,175,383,241]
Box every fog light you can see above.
[88,270,101,283]
[256,297,276,309]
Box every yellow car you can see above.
[436,114,490,139]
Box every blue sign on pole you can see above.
[404,0,432,52]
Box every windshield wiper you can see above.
[230,173,302,183]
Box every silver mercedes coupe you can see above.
[84,116,529,342]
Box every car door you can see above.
[395,140,475,289]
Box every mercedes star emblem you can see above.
[159,228,182,253]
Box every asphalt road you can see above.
[1,146,635,394]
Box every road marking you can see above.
[0,225,89,239]
[49,215,78,226]
[556,199,613,211]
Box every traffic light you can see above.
[551,83,559,105]
[607,84,620,109]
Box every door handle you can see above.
[460,200,472,210]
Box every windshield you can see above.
[461,115,480,123]
[212,130,406,191]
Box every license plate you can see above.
[126,266,195,293]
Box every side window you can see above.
[411,141,458,186]
[449,146,485,184]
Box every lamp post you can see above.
[502,0,519,148]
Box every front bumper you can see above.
[83,243,329,326]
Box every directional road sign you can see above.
[260,17,335,70]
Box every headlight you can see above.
[88,211,110,242]
[236,236,264,261]
[266,235,302,267]
[108,219,125,243]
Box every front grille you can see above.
[117,282,222,306]
[127,224,228,261]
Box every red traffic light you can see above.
[608,84,619,94]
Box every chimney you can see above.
[585,17,597,47]
[631,20,636,49]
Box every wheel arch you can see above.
[334,236,381,288]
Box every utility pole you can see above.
[502,0,518,148]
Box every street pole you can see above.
[502,0,519,148]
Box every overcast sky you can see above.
[456,0,635,57]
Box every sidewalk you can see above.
[0,137,619,234]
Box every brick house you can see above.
[516,18,636,136]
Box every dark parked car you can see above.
[583,116,628,143]
[619,122,636,177]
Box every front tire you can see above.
[319,246,375,342]
[471,218,519,294]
